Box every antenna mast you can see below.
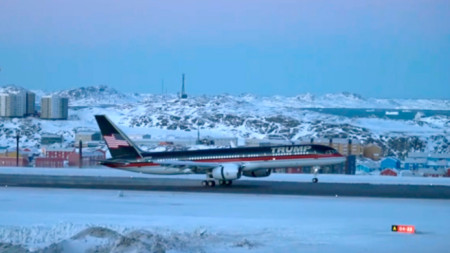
[181,73,187,99]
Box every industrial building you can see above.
[75,131,103,147]
[75,132,102,143]
[0,156,29,166]
[41,134,64,145]
[0,150,30,166]
[41,96,69,120]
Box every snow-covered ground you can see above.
[1,167,450,186]
[0,187,448,252]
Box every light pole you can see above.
[16,132,20,167]
[79,140,83,168]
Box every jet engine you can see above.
[242,169,271,178]
[212,164,242,180]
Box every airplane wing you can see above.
[153,160,273,175]
[153,160,226,173]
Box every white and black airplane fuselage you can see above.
[95,115,346,186]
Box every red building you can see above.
[68,149,105,167]
[33,147,106,168]
[35,157,66,168]
[380,168,398,176]
[0,157,29,167]
[44,148,75,160]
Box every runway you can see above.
[1,173,449,199]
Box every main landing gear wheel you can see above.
[202,180,216,187]
[312,178,319,183]
[203,171,216,187]
[219,180,233,186]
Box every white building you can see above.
[41,96,69,120]
[26,91,35,115]
[0,91,27,117]
[0,93,7,116]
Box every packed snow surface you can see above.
[0,187,449,253]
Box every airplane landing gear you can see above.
[202,180,233,187]
[202,180,216,187]
[219,180,233,186]
[203,172,216,187]
[202,172,235,187]
[312,166,321,184]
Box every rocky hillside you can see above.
[53,85,137,106]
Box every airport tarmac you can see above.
[1,173,449,199]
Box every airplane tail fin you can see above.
[95,115,143,160]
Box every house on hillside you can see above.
[404,157,427,170]
[380,168,398,176]
[356,164,373,174]
[381,157,401,170]
[363,144,382,161]
[404,152,450,171]
[418,168,446,177]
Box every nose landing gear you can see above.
[312,166,320,183]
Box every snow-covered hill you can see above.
[0,84,29,95]
[0,85,449,158]
[292,92,450,110]
[53,85,138,106]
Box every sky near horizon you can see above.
[0,0,448,99]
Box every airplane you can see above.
[95,115,346,187]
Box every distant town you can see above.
[0,129,449,178]
[0,86,68,119]
[0,85,449,178]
